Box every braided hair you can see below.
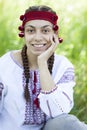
[21,5,55,102]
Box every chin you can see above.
[33,51,44,56]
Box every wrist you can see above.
[38,61,48,69]
[38,58,47,67]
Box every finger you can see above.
[53,34,59,45]
[50,34,59,46]
[48,36,57,53]
[50,35,59,49]
[50,35,55,45]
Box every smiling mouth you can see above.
[32,44,46,48]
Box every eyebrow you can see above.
[25,25,52,28]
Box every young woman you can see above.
[0,5,87,130]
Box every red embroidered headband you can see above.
[18,11,63,43]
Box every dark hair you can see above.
[21,5,55,102]
[25,5,56,14]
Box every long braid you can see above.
[48,53,54,74]
[21,45,30,102]
[21,45,54,102]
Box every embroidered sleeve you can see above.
[58,68,75,84]
[38,67,75,118]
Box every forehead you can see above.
[25,20,53,28]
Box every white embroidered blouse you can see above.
[0,51,75,130]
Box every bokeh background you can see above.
[0,0,87,123]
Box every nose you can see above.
[34,31,43,42]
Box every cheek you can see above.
[45,34,53,43]
[44,34,50,41]
[24,34,33,43]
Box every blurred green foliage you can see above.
[0,0,87,123]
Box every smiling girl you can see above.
[0,5,87,130]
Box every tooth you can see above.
[34,44,44,47]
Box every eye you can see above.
[25,28,35,34]
[42,29,50,34]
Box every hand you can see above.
[38,34,59,64]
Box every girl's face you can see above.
[24,20,55,56]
